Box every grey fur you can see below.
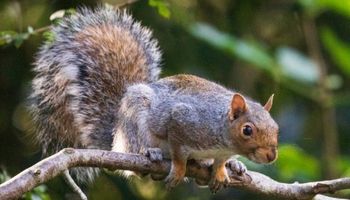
[113,78,235,158]
[112,74,278,188]
[29,6,161,182]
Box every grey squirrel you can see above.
[29,6,279,192]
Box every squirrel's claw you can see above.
[164,173,183,190]
[226,159,247,176]
[209,175,229,193]
[209,166,230,193]
[144,148,163,162]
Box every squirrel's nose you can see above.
[266,148,277,162]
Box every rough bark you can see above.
[0,148,349,200]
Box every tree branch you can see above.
[0,148,349,200]
[62,170,87,200]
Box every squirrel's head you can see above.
[227,93,278,164]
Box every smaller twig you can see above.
[62,170,87,200]
[114,0,140,9]
[33,26,51,34]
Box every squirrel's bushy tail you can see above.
[29,7,161,182]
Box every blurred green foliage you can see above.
[190,23,275,72]
[277,144,321,181]
[299,0,350,17]
[190,22,322,85]
[1,0,350,199]
[23,185,51,200]
[0,27,34,48]
[322,27,350,77]
[0,169,10,184]
[148,0,170,18]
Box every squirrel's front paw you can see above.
[144,148,163,162]
[209,169,229,193]
[226,159,247,178]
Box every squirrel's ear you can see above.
[263,94,274,112]
[229,93,247,120]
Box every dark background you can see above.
[0,0,350,199]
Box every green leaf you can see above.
[276,144,321,181]
[0,169,11,184]
[299,0,350,17]
[42,30,55,44]
[276,47,320,84]
[190,23,275,71]
[337,156,350,177]
[321,27,350,77]
[0,31,18,46]
[27,26,34,34]
[24,185,51,200]
[33,185,47,193]
[13,33,30,48]
[148,0,171,18]
[0,29,34,48]
[318,0,350,17]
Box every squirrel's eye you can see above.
[242,125,253,136]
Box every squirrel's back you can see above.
[29,7,161,160]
